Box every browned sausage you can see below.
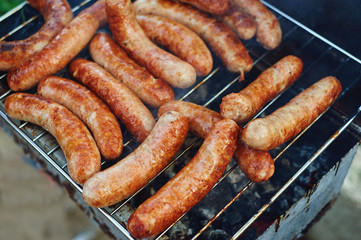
[133,0,253,79]
[242,76,342,150]
[177,0,229,15]
[7,0,106,91]
[136,14,213,76]
[5,93,101,185]
[158,100,274,182]
[220,55,303,124]
[106,0,196,89]
[127,118,238,238]
[232,0,282,50]
[0,0,73,71]
[82,111,188,208]
[89,32,174,108]
[68,58,156,143]
[221,6,257,40]
[38,76,123,160]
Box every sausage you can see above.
[68,58,156,143]
[0,0,73,71]
[82,111,189,208]
[127,118,238,239]
[5,93,101,185]
[133,0,253,79]
[158,100,274,182]
[232,0,282,50]
[242,76,342,151]
[136,14,213,76]
[177,0,229,15]
[220,55,303,124]
[38,76,123,160]
[89,32,174,108]
[7,0,106,91]
[221,6,257,40]
[106,0,196,89]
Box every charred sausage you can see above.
[5,93,101,184]
[106,0,196,89]
[0,0,73,71]
[136,14,213,76]
[89,32,174,108]
[7,0,106,91]
[242,76,342,150]
[127,119,238,239]
[68,58,156,143]
[38,76,123,160]
[82,111,188,208]
[220,55,303,124]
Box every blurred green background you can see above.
[0,0,24,15]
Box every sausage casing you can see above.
[89,32,174,108]
[0,0,73,71]
[7,0,106,91]
[106,0,196,89]
[69,58,156,143]
[242,76,342,150]
[136,14,213,76]
[133,0,253,76]
[38,76,123,160]
[82,111,188,208]
[220,55,303,124]
[5,93,101,184]
[127,119,238,238]
[177,0,229,15]
[158,100,275,182]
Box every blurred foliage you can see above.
[0,0,25,15]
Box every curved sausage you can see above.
[106,0,196,89]
[221,7,257,40]
[68,58,156,143]
[242,76,342,150]
[136,14,213,76]
[38,76,123,160]
[5,93,101,185]
[232,0,282,50]
[7,0,106,91]
[177,0,229,15]
[133,0,253,79]
[0,0,73,71]
[127,119,238,239]
[89,32,174,108]
[82,111,189,208]
[158,100,274,182]
[220,55,303,124]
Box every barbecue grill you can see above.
[1,0,361,239]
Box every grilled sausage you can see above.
[232,0,282,50]
[82,111,188,208]
[127,119,238,239]
[177,0,229,15]
[242,76,342,151]
[136,14,213,76]
[133,0,253,79]
[0,0,73,71]
[158,100,274,182]
[220,55,303,124]
[221,7,257,40]
[89,32,174,108]
[7,0,106,91]
[5,93,101,184]
[38,76,123,160]
[68,58,156,143]
[106,0,196,89]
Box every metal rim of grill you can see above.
[1,0,361,239]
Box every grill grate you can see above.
[1,1,361,239]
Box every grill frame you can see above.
[1,1,361,239]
